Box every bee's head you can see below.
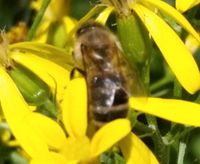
[73,20,123,69]
[76,20,114,49]
[76,20,104,37]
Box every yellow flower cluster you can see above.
[1,0,200,163]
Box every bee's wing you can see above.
[117,48,147,102]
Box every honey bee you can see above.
[73,21,144,126]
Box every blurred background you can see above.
[0,0,96,30]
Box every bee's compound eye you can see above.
[77,27,87,36]
[76,21,103,36]
[77,23,94,36]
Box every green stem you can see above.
[142,59,170,163]
[173,79,182,98]
[151,88,171,97]
[164,124,184,143]
[145,114,170,164]
[134,121,154,134]
[195,92,200,103]
[177,142,186,164]
[150,74,173,93]
[43,99,57,117]
[169,126,193,144]
[141,60,150,92]
[27,0,51,40]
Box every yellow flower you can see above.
[33,16,76,47]
[6,22,28,43]
[9,42,74,104]
[3,68,200,163]
[98,0,200,94]
[31,0,69,21]
[0,69,158,163]
[176,0,200,13]
[3,2,200,163]
[31,0,76,47]
[7,42,157,162]
[3,40,200,163]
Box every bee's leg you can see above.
[70,67,86,79]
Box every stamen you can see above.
[0,31,13,69]
[102,0,131,15]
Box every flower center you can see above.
[60,136,91,162]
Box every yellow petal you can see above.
[185,34,200,54]
[25,112,67,150]
[32,0,69,21]
[10,51,70,103]
[142,0,200,43]
[60,136,90,162]
[0,67,49,158]
[32,20,51,43]
[0,67,29,118]
[176,0,200,12]
[13,122,50,159]
[47,0,69,21]
[63,16,77,34]
[61,77,88,138]
[30,152,68,164]
[31,0,41,11]
[129,97,200,127]
[119,133,159,164]
[133,4,200,94]
[96,6,114,25]
[29,105,37,112]
[9,42,74,69]
[90,119,131,158]
[49,152,71,164]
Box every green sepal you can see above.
[117,13,151,64]
[47,21,67,48]
[8,66,48,105]
[7,65,57,118]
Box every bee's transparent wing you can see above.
[118,49,147,105]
